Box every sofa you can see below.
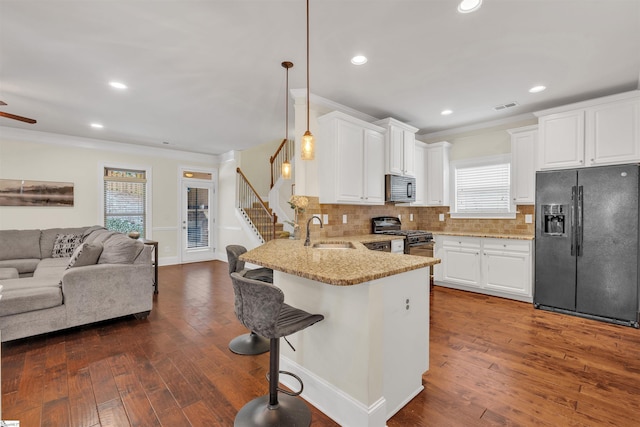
[0,225,154,342]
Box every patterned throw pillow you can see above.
[52,233,82,258]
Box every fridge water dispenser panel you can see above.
[542,204,567,236]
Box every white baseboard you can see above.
[434,281,533,303]
[279,356,388,427]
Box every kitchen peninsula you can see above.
[241,238,440,426]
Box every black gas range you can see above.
[371,216,433,255]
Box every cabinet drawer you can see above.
[483,239,530,253]
[442,236,481,249]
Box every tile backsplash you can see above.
[295,197,534,239]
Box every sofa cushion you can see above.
[0,287,63,316]
[0,276,62,291]
[52,234,82,258]
[0,229,41,261]
[33,258,69,280]
[0,259,41,276]
[84,228,118,246]
[40,227,89,259]
[98,234,144,264]
[67,242,103,269]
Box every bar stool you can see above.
[226,245,273,355]
[230,272,324,427]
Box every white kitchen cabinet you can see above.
[440,237,482,288]
[536,91,640,170]
[482,239,531,298]
[412,142,427,205]
[434,235,533,302]
[425,141,451,206]
[508,125,537,204]
[586,97,640,166]
[375,117,418,177]
[317,111,385,205]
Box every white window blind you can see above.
[454,158,511,214]
[104,167,146,236]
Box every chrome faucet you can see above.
[304,215,324,246]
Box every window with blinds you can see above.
[103,167,147,236]
[453,155,512,215]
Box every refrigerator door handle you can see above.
[571,186,577,256]
[577,185,584,257]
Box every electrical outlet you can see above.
[323,214,329,224]
[525,214,533,224]
[342,214,348,224]
[410,213,414,221]
[404,297,410,311]
[439,213,445,222]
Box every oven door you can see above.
[407,242,434,257]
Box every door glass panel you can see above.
[187,187,209,249]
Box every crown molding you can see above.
[290,88,379,123]
[418,112,536,140]
[0,126,220,164]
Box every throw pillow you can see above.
[52,233,82,258]
[98,234,144,264]
[67,242,104,269]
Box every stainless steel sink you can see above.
[311,242,356,250]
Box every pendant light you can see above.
[301,0,315,160]
[281,61,293,180]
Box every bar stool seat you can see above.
[230,272,324,427]
[226,245,273,355]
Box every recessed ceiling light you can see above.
[458,0,482,13]
[351,55,368,65]
[441,109,453,116]
[529,85,547,93]
[109,81,127,89]
[90,123,104,129]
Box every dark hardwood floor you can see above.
[2,260,640,426]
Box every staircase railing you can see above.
[236,167,277,242]
[270,138,294,189]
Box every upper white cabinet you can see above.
[412,142,427,206]
[508,125,537,205]
[317,111,385,205]
[536,91,640,170]
[425,141,451,206]
[375,118,418,177]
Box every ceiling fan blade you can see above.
[0,111,37,124]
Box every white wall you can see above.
[0,127,217,265]
[239,138,281,198]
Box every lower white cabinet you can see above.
[434,235,533,302]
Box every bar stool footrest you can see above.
[266,370,304,396]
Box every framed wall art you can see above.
[0,179,74,207]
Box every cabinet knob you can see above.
[590,158,594,162]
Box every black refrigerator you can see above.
[534,164,640,327]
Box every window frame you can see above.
[99,162,153,238]
[449,154,516,219]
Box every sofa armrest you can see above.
[61,263,153,326]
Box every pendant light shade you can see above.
[302,0,315,160]
[281,160,291,179]
[281,61,293,180]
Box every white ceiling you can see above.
[1,0,639,155]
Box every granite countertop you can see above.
[432,231,534,240]
[240,237,440,286]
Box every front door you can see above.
[181,179,215,263]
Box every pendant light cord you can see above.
[306,0,310,132]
